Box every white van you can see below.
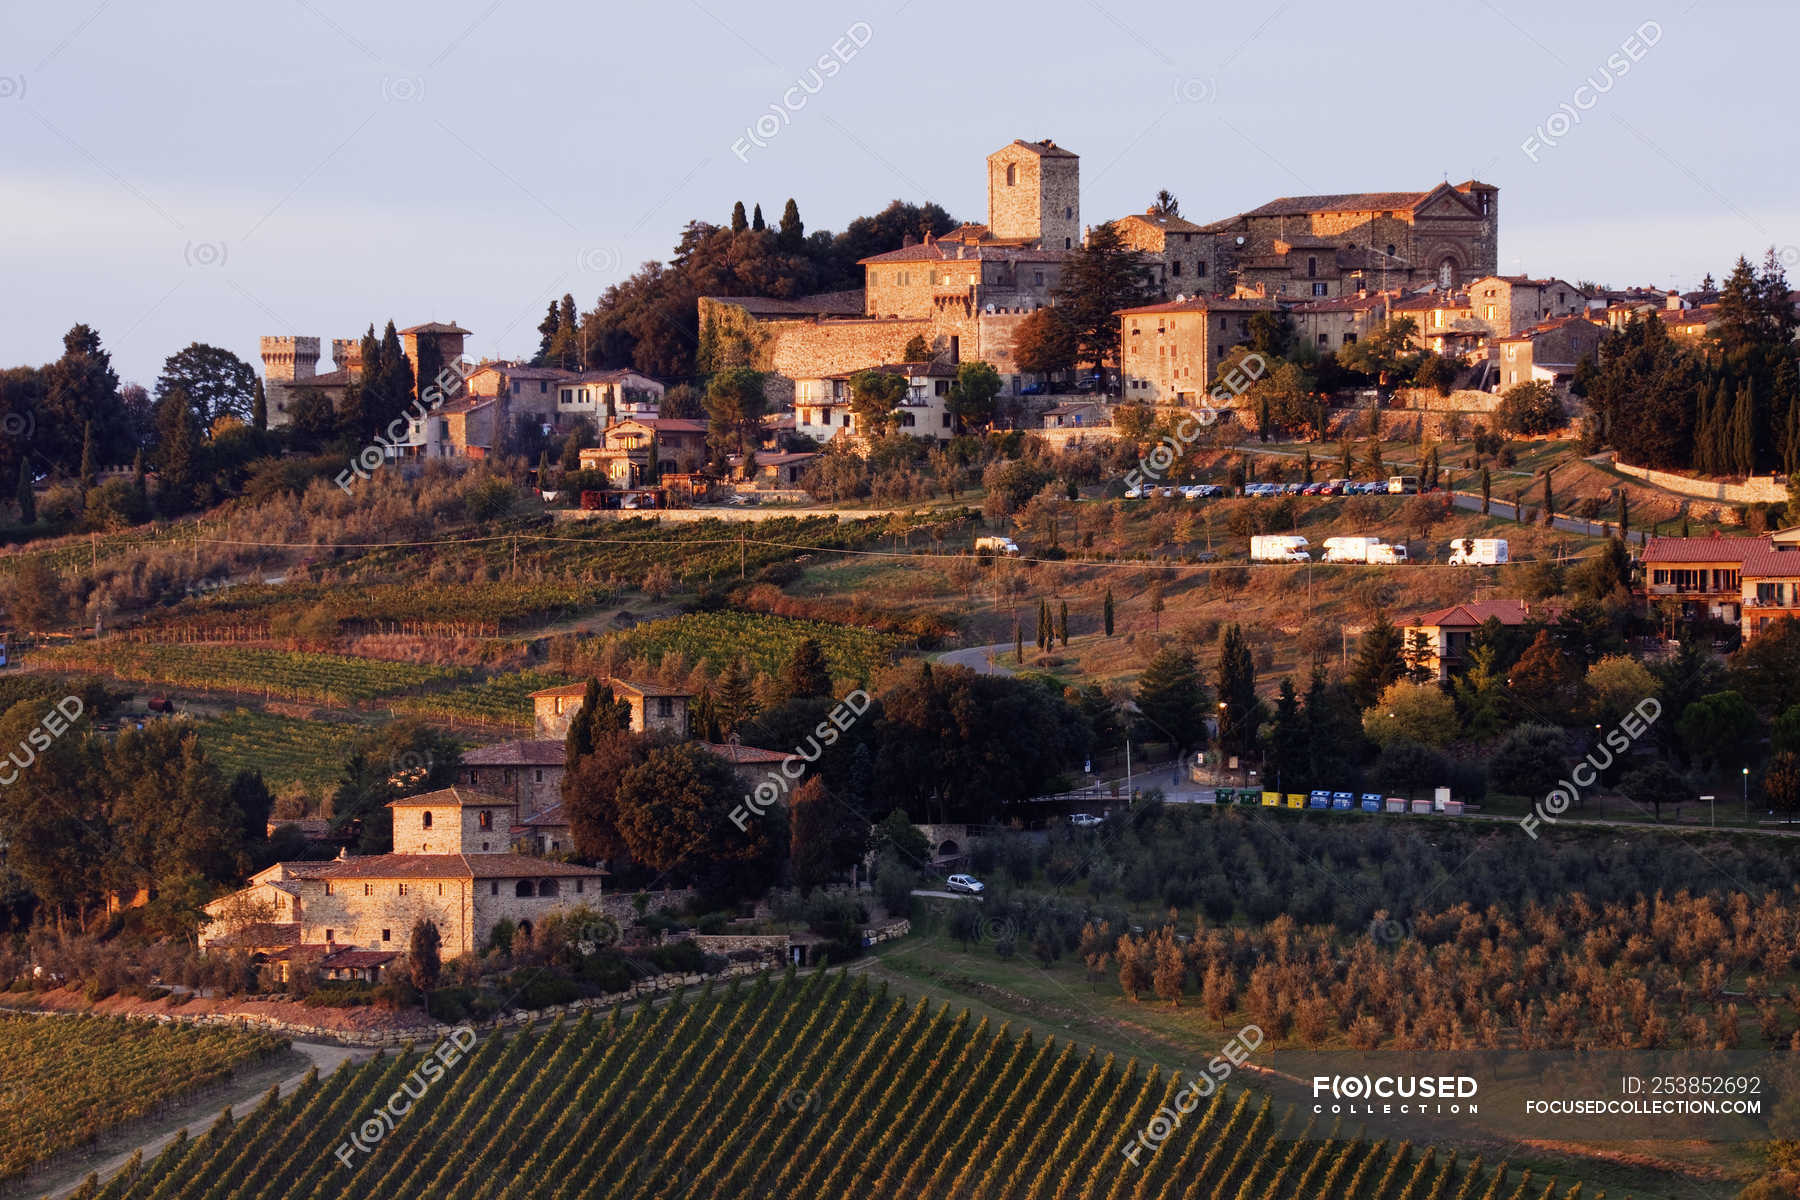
[974,536,1020,556]
[1250,535,1311,563]
[1448,538,1508,565]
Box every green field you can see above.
[0,1014,288,1183]
[607,610,912,683]
[195,709,372,789]
[391,669,574,730]
[68,971,1612,1200]
[27,644,470,705]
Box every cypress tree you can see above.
[751,203,766,232]
[778,198,804,250]
[1681,513,1691,537]
[1733,382,1756,475]
[1541,469,1553,525]
[730,201,748,233]
[1014,617,1023,663]
[251,377,267,430]
[1481,466,1491,514]
[1302,448,1313,483]
[1618,490,1629,539]
[1103,588,1115,636]
[15,458,34,525]
[78,420,95,490]
[1058,600,1069,647]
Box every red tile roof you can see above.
[315,853,605,880]
[1242,191,1433,218]
[1641,536,1771,564]
[400,322,471,335]
[1114,211,1209,236]
[322,950,400,969]
[1118,295,1280,316]
[1406,599,1536,628]
[700,741,791,766]
[463,740,567,768]
[388,786,513,810]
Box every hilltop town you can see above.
[2,132,1800,1200]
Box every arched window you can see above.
[420,811,433,829]
[1005,163,1017,186]
[515,879,533,897]
[538,878,560,898]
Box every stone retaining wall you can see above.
[1609,458,1788,505]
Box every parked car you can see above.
[1021,381,1047,395]
[946,873,986,894]
[1069,813,1104,828]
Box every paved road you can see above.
[934,642,1015,676]
[38,1041,368,1200]
[911,889,984,901]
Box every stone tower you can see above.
[986,139,1080,251]
[260,336,320,383]
[330,338,365,376]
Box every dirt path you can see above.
[13,1042,367,1200]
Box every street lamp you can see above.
[1743,767,1750,823]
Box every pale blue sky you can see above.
[1,0,1792,384]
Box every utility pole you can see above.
[740,532,746,580]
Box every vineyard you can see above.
[607,611,913,682]
[197,709,374,788]
[391,670,574,730]
[0,1014,288,1183]
[27,643,470,705]
[133,579,617,639]
[70,972,1603,1200]
[338,515,893,586]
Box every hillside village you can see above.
[5,125,1800,1200]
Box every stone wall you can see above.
[1609,459,1789,504]
[1392,387,1503,414]
[590,888,695,924]
[691,933,790,956]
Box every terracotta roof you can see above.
[315,853,605,880]
[529,677,689,700]
[1742,545,1800,577]
[994,137,1077,158]
[1391,290,1471,311]
[640,418,707,434]
[1242,191,1431,218]
[700,741,792,766]
[463,740,567,768]
[1641,536,1771,564]
[1115,211,1208,236]
[400,322,471,335]
[272,861,339,880]
[389,786,514,810]
[1406,599,1535,628]
[1117,295,1280,316]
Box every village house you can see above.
[1640,534,1800,636]
[1109,209,1218,298]
[199,788,606,967]
[1468,276,1587,336]
[577,417,709,485]
[1494,315,1608,391]
[1401,599,1553,681]
[556,369,668,428]
[1117,294,1281,407]
[794,361,959,443]
[1288,290,1393,354]
[1390,290,1488,360]
[529,678,691,740]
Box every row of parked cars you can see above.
[1124,483,1226,500]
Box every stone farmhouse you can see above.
[199,787,606,972]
